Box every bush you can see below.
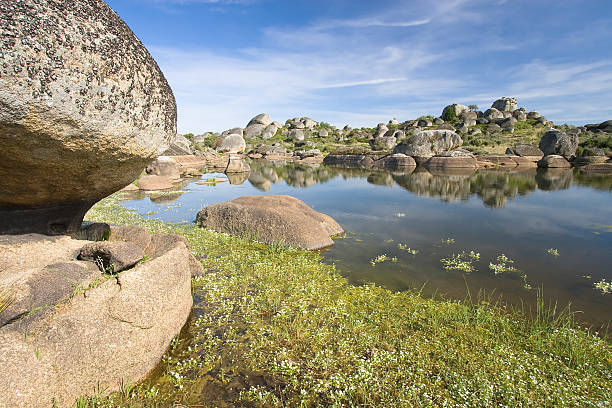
[441,108,458,123]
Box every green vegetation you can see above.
[79,194,612,407]
[440,251,481,272]
[594,279,611,294]
[578,134,612,156]
[489,254,519,275]
[547,248,560,257]
[441,108,458,123]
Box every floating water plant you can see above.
[440,238,455,244]
[395,213,405,217]
[594,279,611,294]
[370,254,389,266]
[547,248,560,257]
[397,243,418,255]
[441,251,480,272]
[489,254,519,274]
[521,274,532,290]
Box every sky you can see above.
[105,0,612,133]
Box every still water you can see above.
[121,160,612,327]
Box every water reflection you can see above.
[247,161,604,208]
[121,158,612,328]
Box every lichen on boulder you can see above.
[0,0,176,235]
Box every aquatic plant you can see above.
[397,243,418,255]
[370,254,389,266]
[79,194,612,407]
[441,251,480,272]
[594,279,611,294]
[489,254,519,274]
[547,248,560,257]
[440,237,456,244]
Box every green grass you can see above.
[79,194,612,407]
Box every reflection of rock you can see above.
[579,163,612,175]
[226,172,250,185]
[248,172,271,191]
[572,156,608,166]
[225,156,251,173]
[148,192,183,204]
[535,168,573,191]
[392,168,472,202]
[196,195,343,250]
[469,169,537,208]
[367,172,395,186]
[574,168,612,191]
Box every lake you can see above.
[120,160,612,327]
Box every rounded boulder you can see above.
[0,0,176,235]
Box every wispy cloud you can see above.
[138,0,612,131]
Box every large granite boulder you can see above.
[492,97,518,112]
[538,129,579,159]
[216,133,246,153]
[506,144,544,158]
[585,120,612,133]
[247,113,271,127]
[244,124,267,139]
[0,0,176,235]
[146,156,181,180]
[441,104,469,120]
[393,130,462,158]
[0,226,201,407]
[196,195,343,250]
[369,136,397,150]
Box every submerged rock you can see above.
[0,0,176,235]
[196,195,344,250]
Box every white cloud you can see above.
[144,1,612,132]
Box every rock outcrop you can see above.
[0,0,176,235]
[393,130,463,158]
[0,225,202,407]
[538,129,578,159]
[196,195,343,250]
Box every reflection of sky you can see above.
[122,166,612,326]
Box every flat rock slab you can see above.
[425,156,479,169]
[477,155,537,168]
[137,175,175,190]
[0,227,202,407]
[538,155,571,168]
[196,195,344,250]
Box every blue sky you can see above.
[106,0,612,133]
